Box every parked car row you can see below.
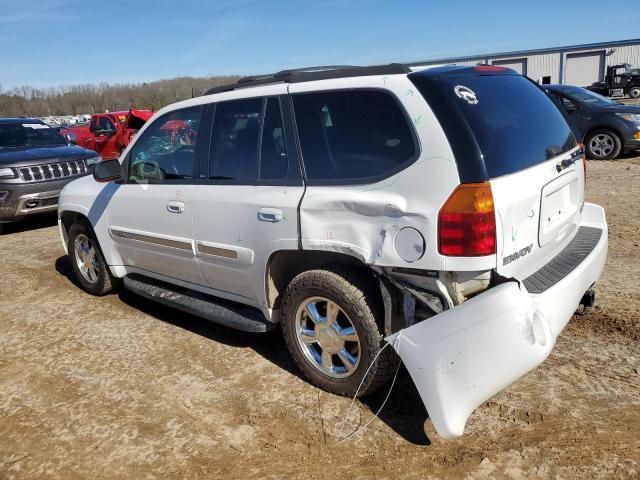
[0,119,101,223]
[54,63,608,439]
[60,109,153,160]
[0,110,154,223]
[544,84,640,159]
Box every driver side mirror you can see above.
[93,159,123,183]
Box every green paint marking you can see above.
[383,76,389,85]
[406,89,414,96]
[413,115,422,126]
[527,209,535,219]
[511,228,517,242]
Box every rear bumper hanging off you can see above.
[387,202,608,438]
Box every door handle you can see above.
[167,201,185,214]
[257,207,283,223]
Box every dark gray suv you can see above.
[544,85,640,160]
[0,119,100,224]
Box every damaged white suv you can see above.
[58,64,608,438]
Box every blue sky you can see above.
[0,0,638,89]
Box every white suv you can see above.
[58,64,608,438]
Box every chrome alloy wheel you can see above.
[589,133,615,158]
[294,296,361,378]
[74,233,99,284]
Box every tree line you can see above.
[0,75,241,118]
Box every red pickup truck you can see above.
[61,109,153,160]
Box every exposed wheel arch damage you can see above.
[265,250,415,336]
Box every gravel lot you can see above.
[1,156,639,479]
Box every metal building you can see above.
[408,38,640,87]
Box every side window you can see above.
[260,97,289,180]
[89,117,99,133]
[129,106,201,182]
[562,97,578,112]
[292,90,416,183]
[209,98,262,181]
[97,117,115,133]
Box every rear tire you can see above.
[585,129,622,160]
[281,266,397,397]
[628,87,640,99]
[67,220,119,296]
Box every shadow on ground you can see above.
[0,212,57,235]
[54,254,431,445]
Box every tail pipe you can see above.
[577,286,596,314]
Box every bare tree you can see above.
[0,75,240,117]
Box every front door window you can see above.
[129,107,202,182]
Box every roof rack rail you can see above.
[237,74,275,84]
[273,65,357,77]
[204,63,411,96]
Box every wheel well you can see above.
[583,126,622,144]
[60,211,89,235]
[265,250,378,311]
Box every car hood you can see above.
[0,144,96,167]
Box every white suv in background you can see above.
[58,64,608,438]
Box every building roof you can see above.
[406,38,640,66]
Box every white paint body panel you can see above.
[58,175,125,268]
[107,183,207,285]
[491,149,584,281]
[289,75,493,272]
[192,184,303,303]
[388,203,607,439]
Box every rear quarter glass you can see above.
[410,72,576,179]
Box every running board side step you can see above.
[123,274,276,333]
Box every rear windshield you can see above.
[0,123,66,149]
[416,74,576,178]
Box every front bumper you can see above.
[0,175,90,223]
[388,202,608,438]
[623,137,640,153]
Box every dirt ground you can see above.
[1,156,639,479]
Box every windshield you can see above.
[0,123,67,149]
[562,87,618,107]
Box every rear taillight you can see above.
[438,182,496,256]
[473,64,507,72]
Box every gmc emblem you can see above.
[503,244,533,266]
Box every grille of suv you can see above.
[18,160,87,182]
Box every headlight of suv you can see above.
[85,156,102,166]
[615,113,640,124]
[0,167,16,179]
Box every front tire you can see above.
[281,266,397,397]
[585,129,622,160]
[67,221,119,296]
[628,86,640,99]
